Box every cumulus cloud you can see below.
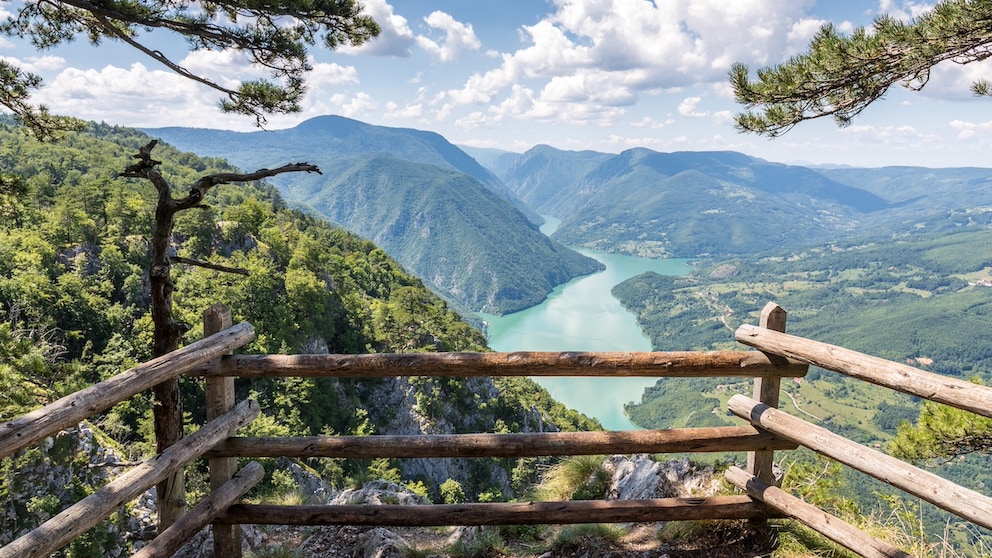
[343,0,417,57]
[678,97,706,117]
[308,62,360,87]
[920,58,992,101]
[416,11,481,62]
[631,116,675,128]
[877,0,935,22]
[33,63,232,128]
[677,96,733,123]
[1,55,67,73]
[950,119,992,139]
[444,0,825,128]
[328,91,377,117]
[175,49,262,93]
[841,123,940,145]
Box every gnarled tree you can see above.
[730,0,992,136]
[120,140,319,527]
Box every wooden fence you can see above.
[1,302,991,558]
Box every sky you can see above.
[4,0,992,168]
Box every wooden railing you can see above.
[2,302,991,558]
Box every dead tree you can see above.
[120,139,321,529]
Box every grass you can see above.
[535,454,609,501]
[442,527,508,558]
[546,523,626,554]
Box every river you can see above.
[481,216,692,430]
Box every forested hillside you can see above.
[145,116,604,315]
[0,120,600,550]
[612,221,992,540]
[492,144,992,260]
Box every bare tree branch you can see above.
[172,256,250,276]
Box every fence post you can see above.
[204,303,243,557]
[746,302,787,484]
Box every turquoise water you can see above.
[482,217,692,430]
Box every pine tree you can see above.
[1,0,379,139]
[730,0,992,136]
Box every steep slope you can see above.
[145,116,601,314]
[496,144,612,211]
[544,148,896,257]
[147,115,538,221]
[279,154,602,313]
[499,146,992,259]
[0,120,604,553]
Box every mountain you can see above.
[499,145,992,258]
[497,144,612,211]
[0,120,610,554]
[271,154,602,313]
[457,145,519,177]
[145,116,602,314]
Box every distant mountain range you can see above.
[492,145,992,257]
[148,116,992,315]
[146,116,601,315]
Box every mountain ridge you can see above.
[145,116,602,314]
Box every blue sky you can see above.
[4,0,992,167]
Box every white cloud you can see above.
[308,62,360,87]
[443,0,825,130]
[950,119,992,139]
[877,0,935,22]
[631,116,675,128]
[384,100,422,119]
[841,123,940,144]
[455,110,500,129]
[177,49,260,92]
[35,63,229,128]
[329,91,377,117]
[677,96,733,123]
[415,11,481,62]
[1,55,66,73]
[678,96,706,117]
[922,58,992,101]
[344,0,417,57]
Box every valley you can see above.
[5,113,992,553]
[482,216,693,430]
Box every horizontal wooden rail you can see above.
[195,350,808,378]
[217,496,782,526]
[207,426,797,459]
[0,322,255,460]
[132,461,264,558]
[729,395,992,532]
[0,399,260,558]
[725,467,911,558]
[736,324,992,420]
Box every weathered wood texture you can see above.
[726,467,912,558]
[0,322,254,460]
[747,302,788,484]
[207,426,797,459]
[132,461,264,558]
[729,395,992,531]
[736,324,992,420]
[0,399,260,558]
[203,304,242,558]
[196,350,808,378]
[217,496,782,526]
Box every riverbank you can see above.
[481,242,692,430]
